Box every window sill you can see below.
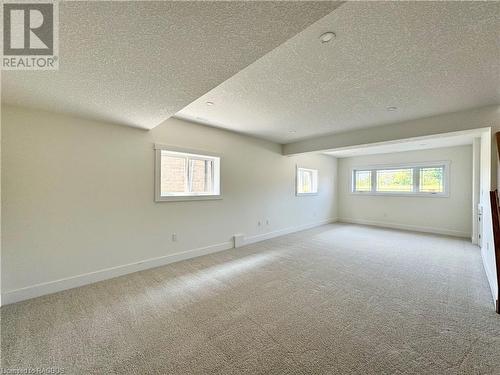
[350,191,448,198]
[156,195,222,202]
[296,192,319,197]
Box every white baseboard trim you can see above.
[481,246,498,308]
[1,218,338,306]
[244,218,337,246]
[338,218,470,238]
[1,241,233,306]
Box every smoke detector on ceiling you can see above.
[319,32,336,43]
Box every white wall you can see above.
[338,145,473,238]
[0,100,2,307]
[479,130,497,305]
[471,137,481,245]
[285,105,500,308]
[1,105,337,304]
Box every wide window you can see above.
[297,167,318,195]
[352,162,448,196]
[155,145,221,201]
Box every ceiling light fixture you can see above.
[206,101,214,106]
[289,130,297,134]
[319,32,336,43]
[386,106,398,112]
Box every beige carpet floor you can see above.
[1,224,499,374]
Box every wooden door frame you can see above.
[489,190,500,313]
[490,132,500,313]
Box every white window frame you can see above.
[296,166,319,196]
[351,161,450,197]
[154,144,221,202]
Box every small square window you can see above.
[419,167,444,193]
[353,170,372,192]
[155,147,221,202]
[296,167,318,195]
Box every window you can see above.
[352,162,448,196]
[296,167,318,195]
[354,170,371,192]
[155,145,221,201]
[376,168,413,192]
[419,167,444,193]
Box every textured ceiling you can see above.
[1,1,340,128]
[177,1,500,143]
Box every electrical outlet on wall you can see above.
[258,221,262,227]
[266,219,270,225]
[172,233,177,242]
